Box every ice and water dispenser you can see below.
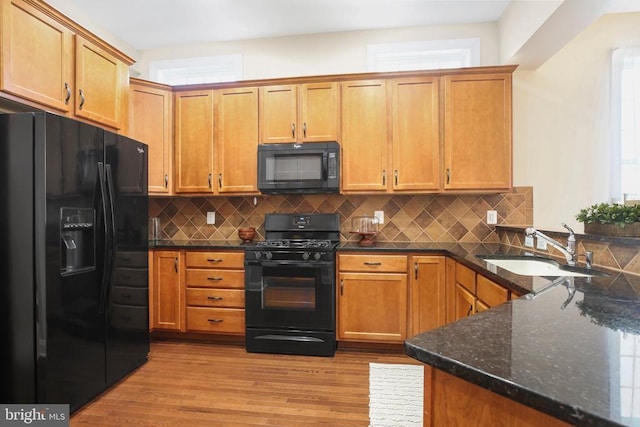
[60,207,95,274]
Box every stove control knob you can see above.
[302,252,310,260]
[265,251,273,260]
[254,251,262,260]
[314,252,322,261]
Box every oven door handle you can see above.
[246,260,333,268]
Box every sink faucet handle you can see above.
[561,223,575,237]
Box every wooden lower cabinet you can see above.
[152,250,183,331]
[424,366,570,427]
[184,250,245,335]
[409,256,446,336]
[337,253,408,342]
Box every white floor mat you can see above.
[369,363,424,427]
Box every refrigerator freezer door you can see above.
[43,113,108,411]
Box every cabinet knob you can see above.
[208,173,212,188]
[382,170,386,186]
[218,173,222,188]
[303,122,307,138]
[207,296,223,300]
[291,123,296,138]
[207,318,224,323]
[164,174,169,188]
[395,170,399,186]
[446,168,451,184]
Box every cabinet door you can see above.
[129,80,173,194]
[215,87,259,193]
[75,35,127,129]
[153,251,182,331]
[454,283,476,321]
[259,85,297,143]
[299,82,339,142]
[445,257,457,324]
[443,73,512,190]
[0,0,73,112]
[174,90,214,193]
[392,77,441,191]
[341,80,388,192]
[409,256,446,336]
[338,272,407,342]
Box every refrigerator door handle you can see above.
[97,162,111,314]
[101,164,117,313]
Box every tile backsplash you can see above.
[149,186,533,243]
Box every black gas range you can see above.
[244,213,340,357]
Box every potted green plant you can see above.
[576,202,640,236]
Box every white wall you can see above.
[512,12,640,232]
[133,23,499,80]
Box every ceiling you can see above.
[48,0,515,51]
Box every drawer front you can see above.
[113,267,147,287]
[476,275,509,308]
[115,251,147,268]
[186,251,244,269]
[111,285,148,306]
[110,304,148,330]
[455,263,476,293]
[186,288,244,308]
[338,254,407,272]
[186,307,245,334]
[186,269,244,288]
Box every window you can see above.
[149,54,243,85]
[611,48,640,203]
[367,38,480,72]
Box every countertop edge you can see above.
[403,340,622,427]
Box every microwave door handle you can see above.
[322,151,328,180]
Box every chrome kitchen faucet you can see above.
[525,223,592,268]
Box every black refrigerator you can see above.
[0,112,149,413]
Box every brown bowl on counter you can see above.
[238,227,256,242]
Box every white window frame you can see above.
[610,47,640,203]
[149,54,243,85]
[367,38,480,72]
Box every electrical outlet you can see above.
[536,237,548,250]
[374,210,384,224]
[524,236,534,248]
[486,210,497,225]
[206,211,216,225]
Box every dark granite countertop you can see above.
[152,237,640,425]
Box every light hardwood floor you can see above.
[71,340,418,426]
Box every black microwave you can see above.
[257,142,340,194]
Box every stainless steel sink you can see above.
[477,255,609,278]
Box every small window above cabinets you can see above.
[259,82,339,143]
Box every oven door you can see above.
[245,258,335,330]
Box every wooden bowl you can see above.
[238,227,256,242]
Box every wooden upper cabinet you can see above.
[443,72,512,191]
[0,0,73,112]
[341,79,388,193]
[74,35,128,129]
[259,85,297,143]
[174,90,214,194]
[215,86,259,194]
[129,79,173,194]
[299,82,339,142]
[391,77,441,192]
[259,82,339,143]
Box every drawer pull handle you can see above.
[207,258,223,263]
[208,318,224,323]
[207,277,223,281]
[207,296,223,300]
[364,262,382,266]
